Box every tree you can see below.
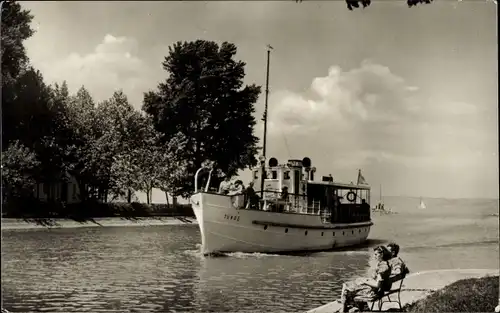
[134,134,180,205]
[295,0,434,10]
[143,40,261,198]
[1,1,34,87]
[59,85,102,201]
[97,90,169,203]
[3,66,54,148]
[1,1,36,154]
[1,140,40,201]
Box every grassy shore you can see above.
[405,275,499,312]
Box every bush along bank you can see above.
[2,198,194,222]
[404,275,499,312]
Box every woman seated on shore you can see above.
[336,246,392,312]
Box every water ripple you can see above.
[2,212,498,313]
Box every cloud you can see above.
[30,34,160,107]
[256,60,495,197]
[269,61,421,132]
[264,60,423,159]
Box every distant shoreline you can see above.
[1,216,198,230]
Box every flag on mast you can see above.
[357,169,367,185]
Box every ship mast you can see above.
[260,45,273,198]
[380,184,382,204]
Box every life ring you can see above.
[346,191,357,202]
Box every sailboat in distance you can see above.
[419,197,427,210]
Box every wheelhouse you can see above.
[248,157,371,223]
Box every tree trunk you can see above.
[76,180,86,202]
[172,196,177,208]
[164,190,170,206]
[146,187,151,205]
[127,189,132,203]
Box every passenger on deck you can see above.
[387,243,410,276]
[243,182,256,205]
[218,175,233,195]
[361,199,370,220]
[336,246,392,312]
[244,182,259,209]
[280,186,289,202]
[228,180,244,195]
[245,181,255,196]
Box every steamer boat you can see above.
[189,46,373,255]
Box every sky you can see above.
[21,0,498,201]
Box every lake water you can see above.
[2,197,498,312]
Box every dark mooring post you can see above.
[260,45,272,198]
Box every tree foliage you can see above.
[1,141,40,200]
[96,91,167,202]
[1,1,34,86]
[2,3,264,220]
[295,0,434,10]
[143,40,261,197]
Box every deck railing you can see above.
[232,190,324,215]
[231,191,370,223]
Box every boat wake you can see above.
[183,243,376,259]
[224,252,284,258]
[182,244,284,259]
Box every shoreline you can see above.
[1,216,198,230]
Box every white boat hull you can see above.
[190,192,373,255]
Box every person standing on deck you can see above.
[218,175,233,195]
[244,182,258,209]
[361,199,370,221]
[280,186,289,201]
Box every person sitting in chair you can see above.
[336,246,392,312]
[387,243,410,276]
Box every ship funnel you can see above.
[302,157,311,168]
[269,157,278,167]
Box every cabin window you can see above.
[264,225,268,230]
[305,230,308,236]
[333,232,335,236]
[321,232,324,236]
[284,171,290,180]
[272,171,277,179]
[285,228,289,233]
[254,170,259,179]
